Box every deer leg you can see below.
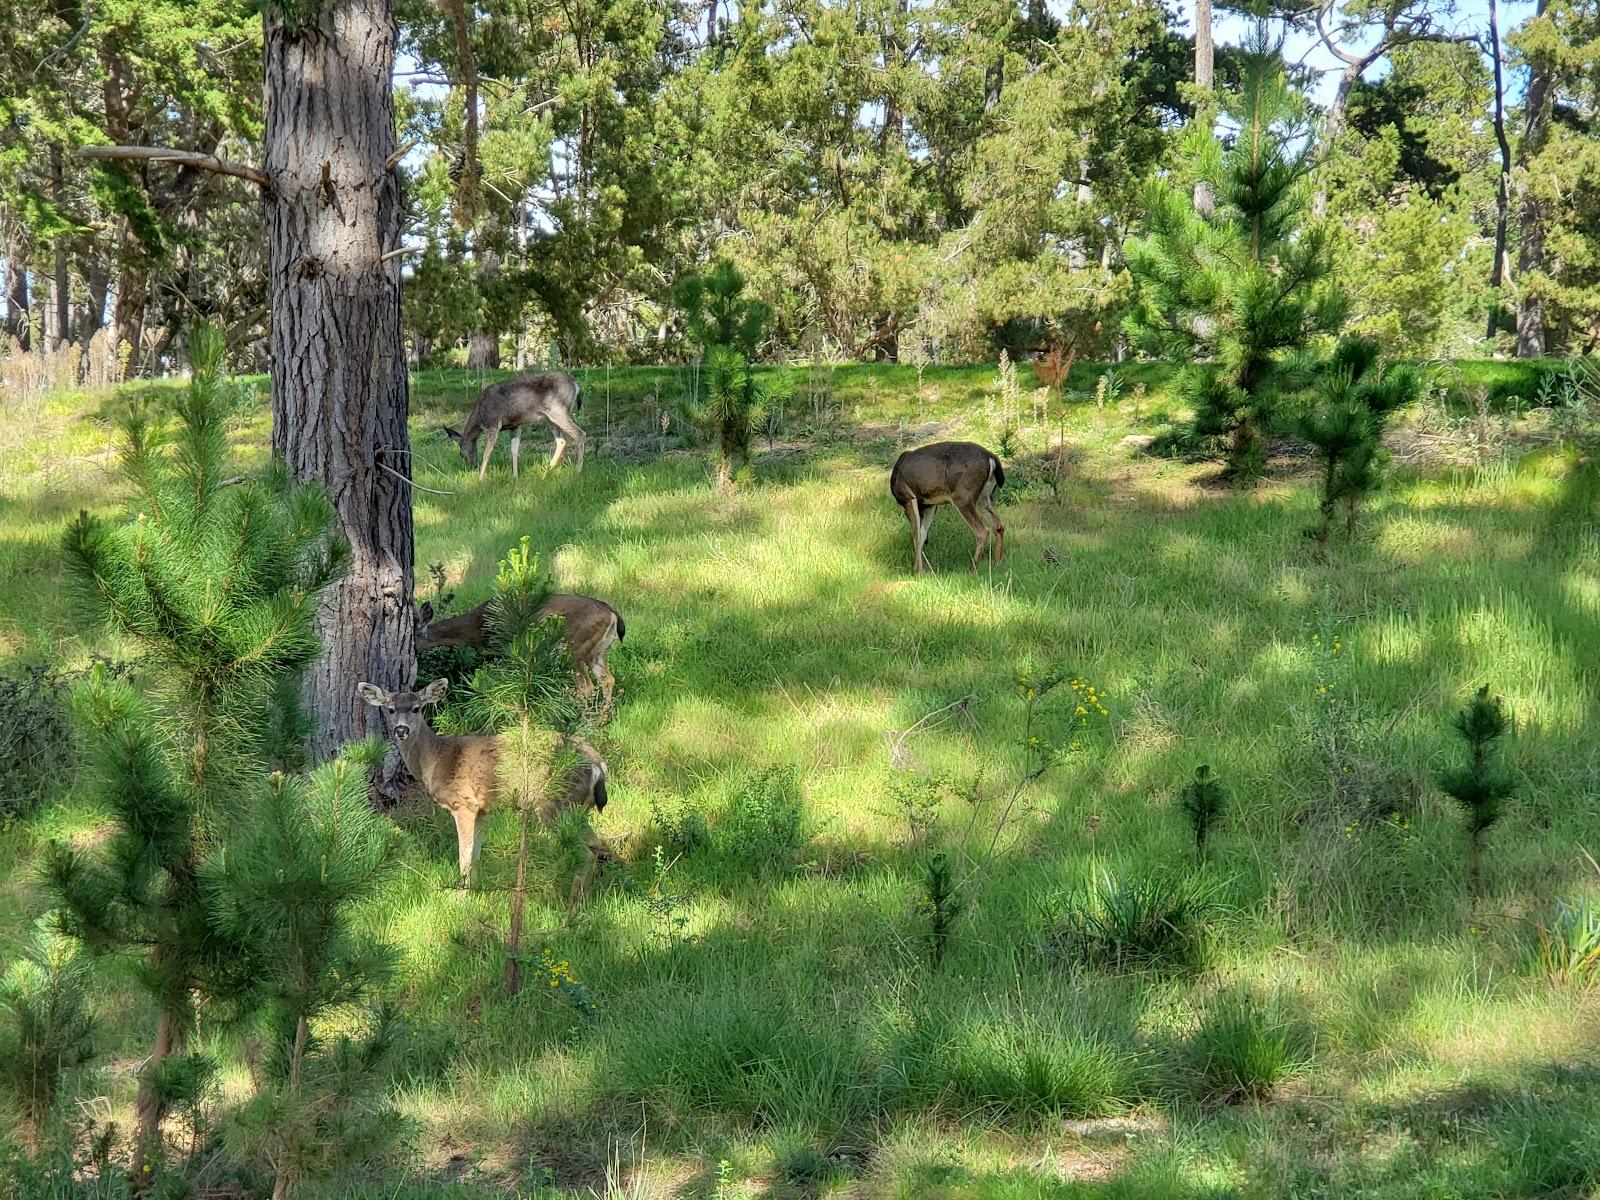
[983,485,1006,565]
[917,503,940,573]
[451,808,481,885]
[510,428,522,479]
[594,658,616,718]
[549,411,586,471]
[955,500,990,571]
[478,428,502,480]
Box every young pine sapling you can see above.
[1437,685,1516,899]
[1179,764,1228,862]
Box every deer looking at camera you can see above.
[443,371,586,478]
[417,593,625,716]
[357,679,609,888]
[889,440,1006,573]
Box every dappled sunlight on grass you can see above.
[6,367,1600,1195]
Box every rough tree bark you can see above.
[264,0,415,760]
[1486,0,1513,341]
[1516,0,1553,357]
[4,221,31,351]
[51,145,70,349]
[1193,0,1214,216]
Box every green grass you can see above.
[2,359,1599,1197]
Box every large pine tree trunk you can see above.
[264,0,415,761]
[1517,0,1553,357]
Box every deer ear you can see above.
[420,678,449,705]
[440,426,461,443]
[356,682,389,707]
[417,600,435,626]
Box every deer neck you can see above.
[397,721,441,782]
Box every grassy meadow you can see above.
[2,358,1600,1198]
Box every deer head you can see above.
[357,678,448,742]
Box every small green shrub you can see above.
[716,766,808,875]
[1189,987,1308,1104]
[0,664,101,818]
[650,793,709,856]
[1050,867,1210,974]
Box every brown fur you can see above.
[417,593,624,716]
[442,371,585,478]
[888,440,1006,572]
[356,679,608,885]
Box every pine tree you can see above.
[1126,23,1348,482]
[674,261,775,491]
[1179,764,1228,862]
[200,743,406,1200]
[47,324,346,1160]
[0,915,97,1134]
[462,538,587,993]
[1290,337,1424,554]
[1437,685,1516,899]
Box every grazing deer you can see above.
[443,371,586,479]
[417,593,625,715]
[888,441,1006,573]
[356,678,609,885]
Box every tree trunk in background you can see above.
[465,245,500,369]
[4,224,31,351]
[82,264,109,342]
[264,0,415,761]
[51,145,70,349]
[1486,0,1513,341]
[1193,0,1214,216]
[1517,0,1553,357]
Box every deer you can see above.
[356,678,610,888]
[416,593,625,716]
[442,371,586,479]
[888,440,1006,573]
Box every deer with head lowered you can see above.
[889,440,1006,573]
[418,593,625,717]
[357,678,609,887]
[443,371,586,479]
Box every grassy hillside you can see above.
[2,360,1599,1199]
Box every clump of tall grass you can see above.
[1529,898,1600,987]
[1048,867,1211,974]
[1188,987,1309,1104]
[892,1002,1143,1122]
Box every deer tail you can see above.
[572,380,583,414]
[614,610,626,642]
[990,452,1005,491]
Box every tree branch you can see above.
[76,145,268,188]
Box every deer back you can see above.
[417,600,492,649]
[467,372,579,438]
[890,441,1003,507]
